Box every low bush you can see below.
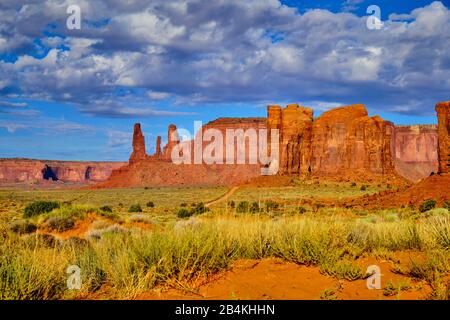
[23,201,60,218]
[47,217,75,232]
[191,202,208,215]
[177,208,192,218]
[128,204,142,213]
[265,200,279,212]
[236,201,249,213]
[360,185,367,191]
[146,201,155,208]
[298,206,307,214]
[250,202,260,214]
[227,201,235,209]
[419,199,437,213]
[10,221,37,235]
[99,205,112,213]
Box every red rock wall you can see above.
[436,101,450,174]
[0,159,126,184]
[310,105,396,179]
[393,125,438,181]
[267,104,313,175]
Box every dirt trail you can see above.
[205,186,239,207]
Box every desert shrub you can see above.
[128,204,142,213]
[419,199,437,213]
[360,185,367,191]
[298,206,307,214]
[320,258,364,281]
[130,214,152,224]
[146,201,155,208]
[99,205,112,213]
[227,200,235,209]
[62,236,90,249]
[383,280,412,296]
[24,233,58,248]
[236,201,249,213]
[313,203,325,213]
[249,202,260,214]
[177,208,192,218]
[191,202,208,215]
[10,221,37,235]
[265,200,279,212]
[23,201,60,218]
[47,217,75,232]
[180,203,187,207]
[351,182,357,187]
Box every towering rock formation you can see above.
[310,104,396,179]
[162,124,180,160]
[98,102,446,188]
[267,104,313,175]
[436,101,450,174]
[129,123,147,164]
[155,136,162,158]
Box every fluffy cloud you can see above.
[0,0,449,117]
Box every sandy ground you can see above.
[137,257,431,300]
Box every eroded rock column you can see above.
[129,123,147,164]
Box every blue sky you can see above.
[0,0,449,161]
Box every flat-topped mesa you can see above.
[162,124,180,160]
[129,123,147,164]
[435,101,450,174]
[310,104,396,178]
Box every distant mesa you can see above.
[0,159,126,185]
[95,101,449,188]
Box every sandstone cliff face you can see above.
[310,105,396,179]
[393,125,438,181]
[436,101,450,174]
[267,104,313,175]
[129,123,147,164]
[0,159,126,184]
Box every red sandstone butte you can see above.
[436,101,450,174]
[310,104,396,180]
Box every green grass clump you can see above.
[383,280,412,296]
[419,199,436,213]
[24,201,60,218]
[128,204,142,213]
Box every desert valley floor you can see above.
[1,176,449,300]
